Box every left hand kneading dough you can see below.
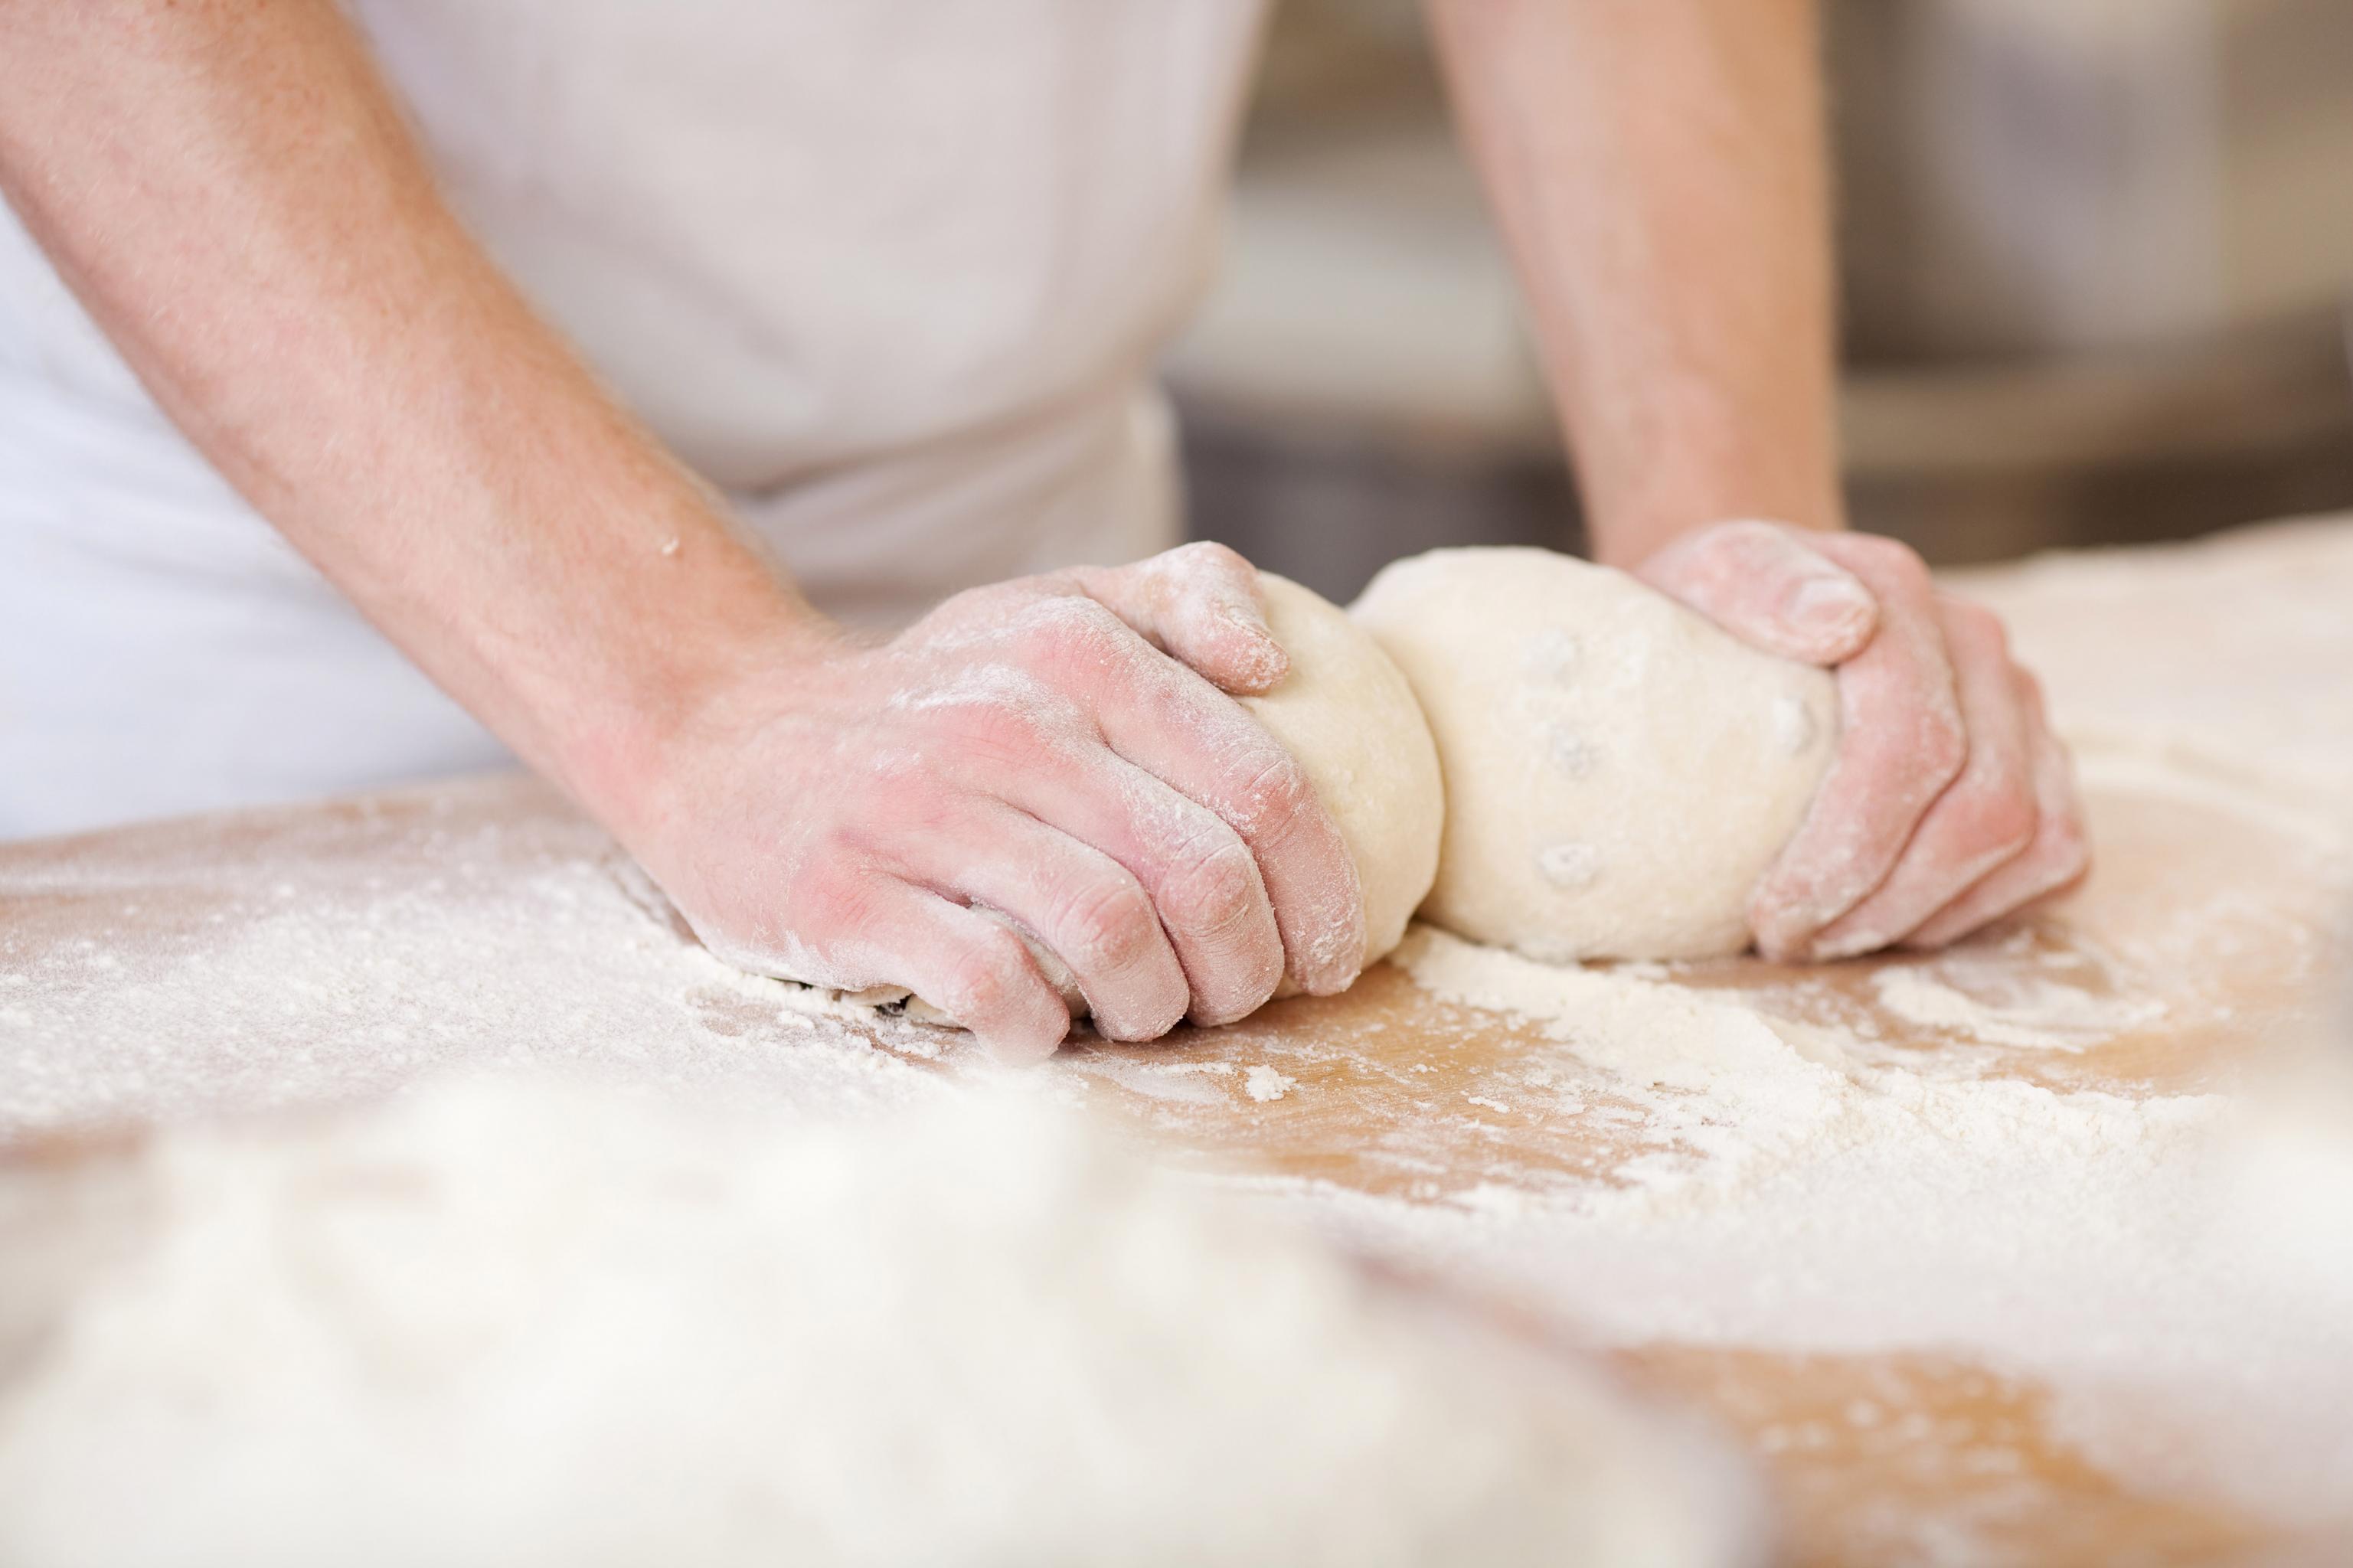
[904,573,1443,1028]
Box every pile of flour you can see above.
[0,1076,1759,1568]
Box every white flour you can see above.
[1274,923,2353,1532]
[5,519,2353,1557]
[1244,1063,1297,1102]
[0,795,953,1137]
[0,1077,1759,1568]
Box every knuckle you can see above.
[928,577,1038,631]
[1960,779,2040,862]
[788,861,884,940]
[1887,554,1936,600]
[1015,596,1126,670]
[1851,534,1930,591]
[1946,599,2011,659]
[1163,538,1253,585]
[1054,877,1159,974]
[940,929,1035,1023]
[1161,835,1263,936]
[1227,749,1317,839]
[1844,532,1907,570]
[859,755,971,836]
[933,697,1055,768]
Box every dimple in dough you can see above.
[1351,547,1836,962]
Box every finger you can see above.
[999,746,1289,1027]
[1749,534,1968,961]
[1805,598,2039,959]
[871,880,1074,1065]
[1065,541,1290,694]
[1085,629,1364,998]
[1638,519,1878,666]
[1904,671,2093,949]
[917,805,1190,1043]
[999,593,1364,1002]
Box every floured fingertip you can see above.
[1785,573,1878,659]
[1217,605,1290,692]
[972,1020,1069,1067]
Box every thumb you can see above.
[1066,541,1290,694]
[1638,520,1878,666]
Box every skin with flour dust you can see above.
[0,2,2085,1062]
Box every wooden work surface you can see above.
[6,519,2353,1565]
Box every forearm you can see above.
[0,0,819,831]
[1427,0,1842,565]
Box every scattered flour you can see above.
[1244,1064,1296,1102]
[1868,965,2165,1053]
[1332,925,2353,1532]
[0,789,953,1140]
[0,1076,1760,1568]
[5,521,2353,1558]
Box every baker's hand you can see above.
[1638,520,2090,962]
[626,543,1364,1063]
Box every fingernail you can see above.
[1224,608,1289,688]
[985,1036,1059,1068]
[1789,573,1874,632]
[1299,923,1365,996]
[1808,926,1889,962]
[1304,959,1361,998]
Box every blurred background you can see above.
[1172,0,2353,603]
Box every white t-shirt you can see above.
[0,0,1268,837]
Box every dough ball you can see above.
[1243,573,1445,979]
[1351,548,1835,962]
[0,1077,1764,1566]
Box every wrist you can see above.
[542,550,848,856]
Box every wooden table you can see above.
[7,518,2353,1566]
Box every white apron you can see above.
[0,0,1266,838]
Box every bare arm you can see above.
[0,0,810,828]
[1428,0,2089,959]
[1426,0,1839,565]
[0,1,1363,1056]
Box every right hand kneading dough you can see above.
[1352,548,1836,962]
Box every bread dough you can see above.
[0,1076,1761,1566]
[1244,574,1445,978]
[1352,548,1835,962]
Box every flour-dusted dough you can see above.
[1244,574,1444,978]
[1352,548,1835,962]
[0,1077,1763,1567]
